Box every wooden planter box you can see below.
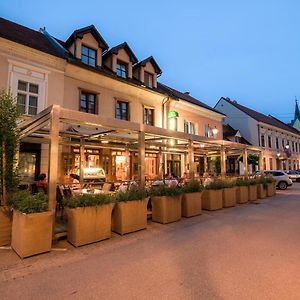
[248,185,258,201]
[267,182,276,197]
[202,189,223,211]
[181,192,202,217]
[257,184,267,199]
[223,187,236,208]
[11,210,53,258]
[112,198,148,235]
[236,186,248,204]
[66,203,115,247]
[151,195,182,224]
[0,206,12,246]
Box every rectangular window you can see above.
[296,143,299,153]
[144,108,154,125]
[17,80,39,115]
[80,92,97,114]
[116,100,129,120]
[81,46,96,67]
[282,139,285,148]
[144,72,154,88]
[292,141,295,152]
[116,61,127,78]
[261,135,265,147]
[268,136,272,148]
[269,158,273,170]
[263,157,266,170]
[184,120,195,134]
[276,137,279,149]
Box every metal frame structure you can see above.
[18,105,263,211]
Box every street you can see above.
[1,184,300,300]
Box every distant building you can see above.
[291,99,300,131]
[215,97,300,171]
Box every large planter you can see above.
[0,206,12,246]
[11,210,53,258]
[267,182,276,197]
[112,198,148,235]
[181,192,202,217]
[66,203,115,247]
[248,185,258,201]
[236,186,248,204]
[223,187,236,208]
[202,189,223,211]
[257,184,267,199]
[151,195,182,224]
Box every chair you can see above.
[56,185,65,220]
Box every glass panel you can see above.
[28,106,38,115]
[18,153,37,181]
[81,55,88,65]
[89,49,96,59]
[29,83,39,94]
[88,58,96,67]
[29,95,38,107]
[17,93,26,105]
[81,46,89,56]
[18,80,27,91]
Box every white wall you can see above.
[215,98,259,145]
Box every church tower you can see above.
[291,98,300,130]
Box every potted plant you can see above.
[222,180,236,208]
[266,177,276,197]
[256,177,267,199]
[65,193,115,247]
[112,186,148,235]
[248,178,258,201]
[10,191,53,258]
[150,185,182,224]
[181,180,203,217]
[202,181,223,211]
[235,178,249,204]
[0,90,19,247]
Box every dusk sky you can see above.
[1,0,299,123]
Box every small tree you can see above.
[0,90,20,206]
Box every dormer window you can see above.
[116,61,127,78]
[144,72,153,88]
[81,45,96,67]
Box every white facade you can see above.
[215,98,300,171]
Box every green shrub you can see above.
[116,186,146,202]
[9,191,48,214]
[248,178,257,185]
[204,181,224,190]
[182,180,204,193]
[65,193,115,208]
[150,185,182,197]
[205,180,235,190]
[235,178,251,186]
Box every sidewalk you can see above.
[1,185,300,299]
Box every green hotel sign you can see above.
[168,110,179,118]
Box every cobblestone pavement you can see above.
[0,184,300,300]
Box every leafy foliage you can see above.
[205,179,235,190]
[150,185,182,197]
[0,90,20,205]
[8,191,48,214]
[116,186,146,202]
[65,193,115,208]
[235,178,251,186]
[182,180,204,193]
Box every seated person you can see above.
[37,173,48,193]
[70,173,81,190]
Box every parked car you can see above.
[254,170,293,190]
[287,170,300,182]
